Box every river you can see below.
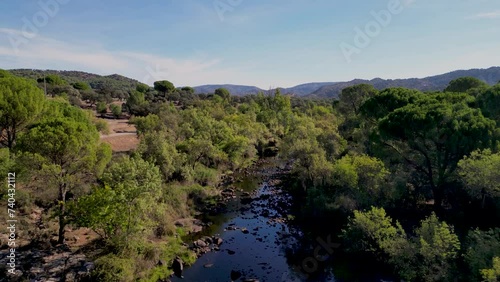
[171,161,394,282]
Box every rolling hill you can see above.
[308,67,500,98]
[193,84,263,95]
[9,69,141,94]
[8,66,500,98]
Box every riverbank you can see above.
[170,159,339,282]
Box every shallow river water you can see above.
[171,163,394,282]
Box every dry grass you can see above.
[99,118,139,152]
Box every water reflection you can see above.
[173,166,338,281]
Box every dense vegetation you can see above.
[1,69,499,281]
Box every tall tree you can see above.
[71,81,91,91]
[16,112,111,243]
[458,149,500,207]
[125,90,150,116]
[135,82,150,93]
[154,80,175,97]
[214,88,231,101]
[338,84,378,116]
[70,156,162,245]
[477,84,500,123]
[377,95,497,209]
[444,77,488,93]
[360,87,424,122]
[0,76,46,149]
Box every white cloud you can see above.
[0,27,254,87]
[467,11,500,19]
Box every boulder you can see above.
[172,257,183,278]
[230,270,242,281]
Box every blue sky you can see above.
[0,0,499,88]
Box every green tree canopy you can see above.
[136,82,150,93]
[0,75,46,148]
[0,69,12,78]
[110,104,122,118]
[458,149,500,200]
[481,257,500,282]
[444,77,488,93]
[338,84,378,116]
[71,156,162,245]
[153,80,175,95]
[378,95,497,208]
[96,101,107,116]
[37,74,67,86]
[360,87,424,121]
[341,207,406,257]
[477,84,500,123]
[214,88,231,100]
[16,112,111,243]
[464,228,500,281]
[181,86,195,94]
[71,81,91,91]
[125,90,150,116]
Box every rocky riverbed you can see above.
[171,161,337,282]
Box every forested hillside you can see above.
[1,69,499,281]
[309,66,500,98]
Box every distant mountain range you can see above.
[308,67,500,98]
[8,66,500,98]
[194,67,500,98]
[192,82,337,96]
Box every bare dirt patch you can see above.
[100,118,139,152]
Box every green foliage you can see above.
[481,257,500,282]
[342,207,406,257]
[338,84,378,116]
[136,83,150,93]
[343,209,460,281]
[255,89,293,137]
[281,116,333,188]
[154,80,175,94]
[93,254,135,282]
[37,74,67,86]
[477,84,500,123]
[458,149,500,199]
[136,131,180,180]
[0,75,46,148]
[96,101,107,116]
[110,103,122,118]
[221,135,257,169]
[71,81,91,91]
[214,87,231,100]
[72,156,162,245]
[0,69,11,78]
[130,114,164,135]
[377,94,497,208]
[126,90,150,116]
[445,77,488,93]
[413,213,461,281]
[193,164,219,186]
[15,103,111,242]
[181,86,195,94]
[360,87,424,121]
[464,229,500,281]
[331,154,390,210]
